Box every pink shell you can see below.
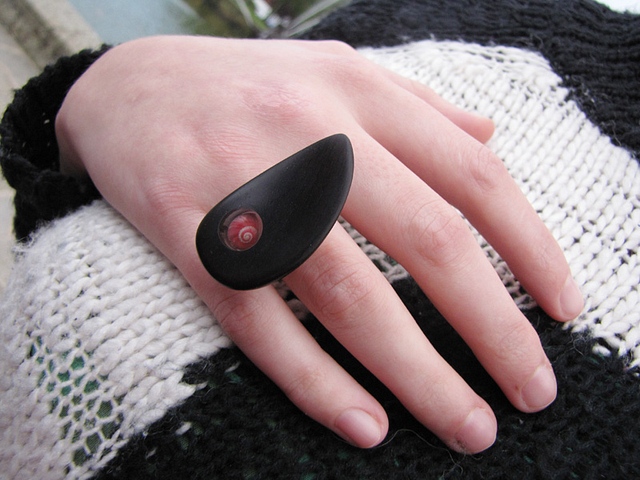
[223,211,263,251]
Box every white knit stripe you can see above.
[0,201,232,480]
[359,40,640,366]
[2,38,640,480]
[596,0,640,14]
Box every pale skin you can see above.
[55,36,584,454]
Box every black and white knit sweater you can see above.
[1,0,639,478]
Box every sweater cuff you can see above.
[0,45,110,241]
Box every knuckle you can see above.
[491,319,540,366]
[529,233,567,284]
[528,238,555,280]
[205,125,259,159]
[317,39,357,55]
[317,45,379,90]
[281,364,328,408]
[464,144,508,196]
[142,174,187,214]
[139,173,198,231]
[242,80,315,128]
[410,371,451,414]
[213,290,263,342]
[311,262,377,322]
[406,201,471,269]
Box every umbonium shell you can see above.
[221,210,263,251]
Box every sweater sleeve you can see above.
[0,46,110,241]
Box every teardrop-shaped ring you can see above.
[196,134,354,290]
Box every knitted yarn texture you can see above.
[1,36,639,478]
[1,0,640,478]
[0,203,231,479]
[357,39,640,366]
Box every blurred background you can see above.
[66,0,640,45]
[68,0,350,44]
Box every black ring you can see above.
[196,134,354,290]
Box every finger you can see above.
[296,38,495,143]
[286,224,498,454]
[353,87,583,322]
[341,133,558,414]
[209,283,388,449]
[143,209,390,449]
[380,68,496,144]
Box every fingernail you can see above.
[335,408,383,448]
[559,276,584,320]
[453,408,496,454]
[521,364,557,411]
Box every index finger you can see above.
[354,81,583,321]
[340,132,557,414]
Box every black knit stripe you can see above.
[0,3,637,477]
[93,279,640,479]
[91,3,640,475]
[0,47,108,240]
[89,2,640,477]
[305,0,640,156]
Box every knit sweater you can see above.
[1,0,640,478]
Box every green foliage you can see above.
[185,0,350,38]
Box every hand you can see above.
[56,36,583,453]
